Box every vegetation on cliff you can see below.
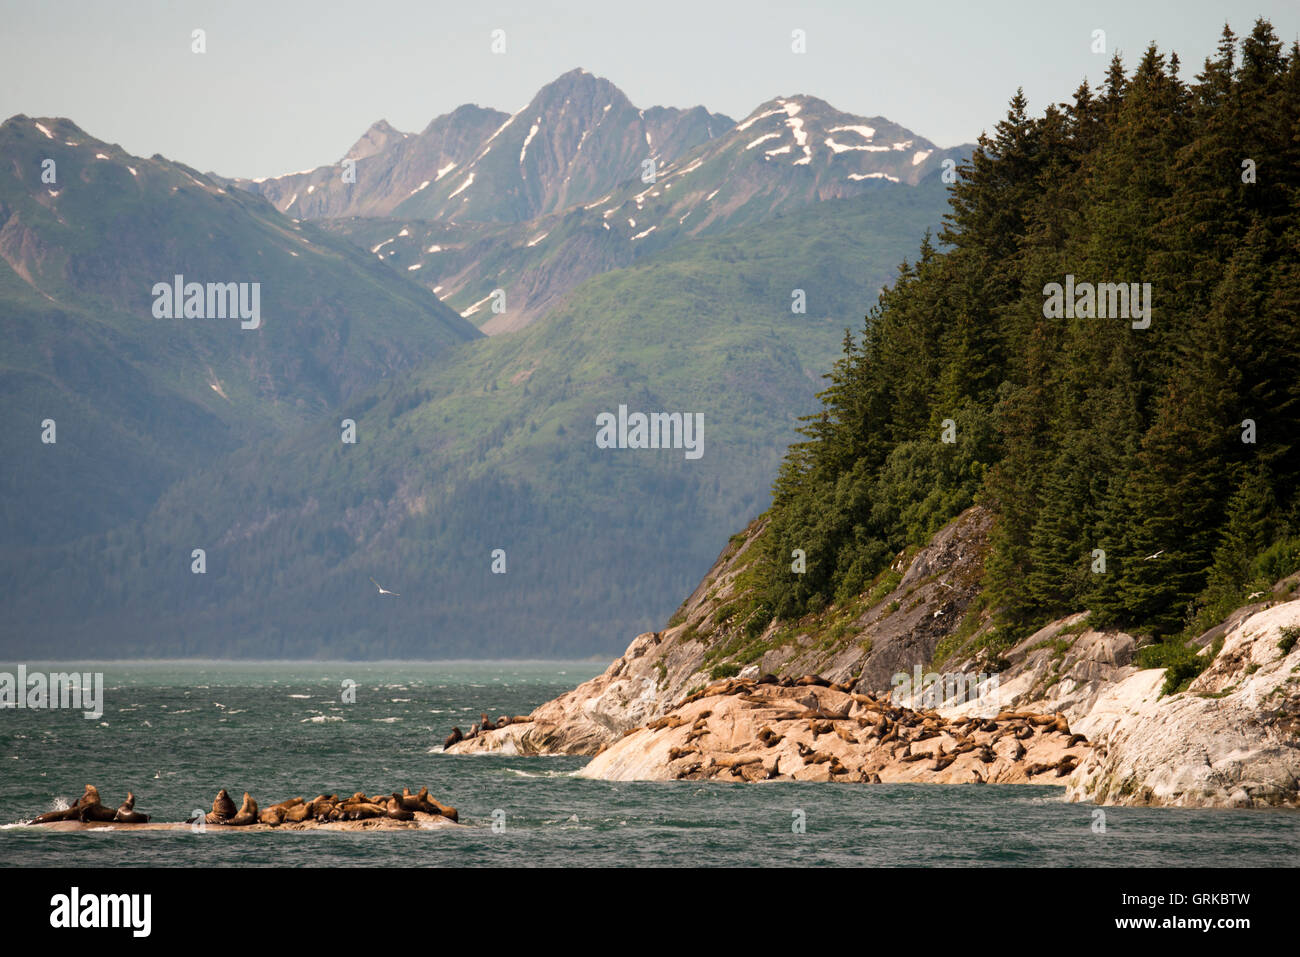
[746,20,1300,658]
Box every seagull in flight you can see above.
[1142,550,1165,561]
[369,577,400,598]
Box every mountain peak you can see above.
[345,118,408,162]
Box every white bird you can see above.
[369,577,400,598]
[1247,591,1265,600]
[1142,550,1165,561]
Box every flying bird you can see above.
[1142,550,1165,561]
[1247,591,1265,600]
[369,577,400,598]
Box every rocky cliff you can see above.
[447,508,1300,808]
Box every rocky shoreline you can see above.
[447,508,1300,809]
[579,675,1087,784]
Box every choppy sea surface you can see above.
[2,661,1297,867]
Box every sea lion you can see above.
[259,806,284,826]
[224,792,259,826]
[410,787,458,822]
[203,788,238,824]
[77,786,119,823]
[283,803,312,823]
[932,753,958,772]
[443,727,463,749]
[479,713,496,731]
[385,794,414,821]
[30,784,100,824]
[114,791,150,824]
[344,802,385,820]
[795,675,831,687]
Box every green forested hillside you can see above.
[0,116,479,547]
[1,182,951,657]
[748,20,1300,656]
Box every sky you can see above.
[2,0,1295,180]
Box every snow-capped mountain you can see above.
[232,69,732,224]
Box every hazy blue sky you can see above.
[2,1,1294,179]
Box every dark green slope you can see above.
[0,115,480,546]
[0,182,950,657]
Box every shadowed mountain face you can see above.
[0,69,968,659]
[1,184,953,658]
[0,115,479,546]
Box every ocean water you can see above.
[2,661,1297,868]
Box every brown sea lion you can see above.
[224,792,259,826]
[259,806,284,826]
[114,791,150,824]
[203,788,238,824]
[443,727,463,749]
[421,796,458,823]
[795,675,831,687]
[408,787,456,821]
[283,803,312,823]
[479,713,496,731]
[77,786,119,823]
[386,794,414,821]
[932,753,958,772]
[30,784,99,824]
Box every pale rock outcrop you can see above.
[579,677,1087,785]
[1065,602,1300,808]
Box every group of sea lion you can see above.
[614,672,1090,785]
[188,785,458,826]
[443,711,530,749]
[27,785,149,824]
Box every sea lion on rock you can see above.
[479,713,496,731]
[443,727,464,749]
[796,675,831,687]
[77,786,119,823]
[386,794,414,821]
[932,753,958,772]
[259,806,284,826]
[204,788,238,824]
[224,792,259,826]
[30,784,99,824]
[283,803,312,823]
[114,791,150,824]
